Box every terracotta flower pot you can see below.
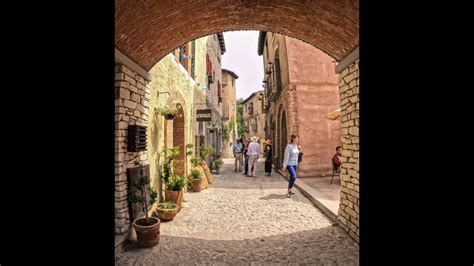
[191,179,201,192]
[154,204,178,221]
[165,190,184,212]
[132,217,160,248]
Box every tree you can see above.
[236,98,244,138]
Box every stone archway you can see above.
[173,103,185,176]
[115,1,360,245]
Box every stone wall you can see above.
[261,32,292,169]
[205,34,223,153]
[115,63,150,234]
[221,71,238,158]
[243,90,266,143]
[337,59,359,243]
[267,85,292,170]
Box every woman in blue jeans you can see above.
[282,134,300,198]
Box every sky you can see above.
[221,31,263,101]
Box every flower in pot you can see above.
[128,169,160,248]
[166,175,186,211]
[190,168,202,192]
[188,155,201,189]
[154,202,178,221]
[161,107,179,120]
[161,146,181,207]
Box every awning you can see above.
[321,108,341,120]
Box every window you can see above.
[251,119,257,131]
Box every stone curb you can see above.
[275,169,338,224]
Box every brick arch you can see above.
[115,0,359,71]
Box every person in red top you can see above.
[332,146,342,171]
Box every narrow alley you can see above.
[116,158,359,265]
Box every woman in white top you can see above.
[282,133,300,198]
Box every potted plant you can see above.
[128,166,160,247]
[161,107,178,120]
[190,168,202,192]
[161,146,180,191]
[166,175,186,211]
[190,155,201,172]
[154,202,178,221]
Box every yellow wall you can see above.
[147,36,210,197]
[146,43,199,192]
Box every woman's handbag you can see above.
[298,152,303,162]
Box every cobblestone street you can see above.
[116,158,359,265]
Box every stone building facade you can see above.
[242,90,266,151]
[193,33,225,155]
[221,69,239,158]
[258,32,340,177]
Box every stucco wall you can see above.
[147,53,198,197]
[286,37,340,177]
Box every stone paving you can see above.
[115,157,359,265]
